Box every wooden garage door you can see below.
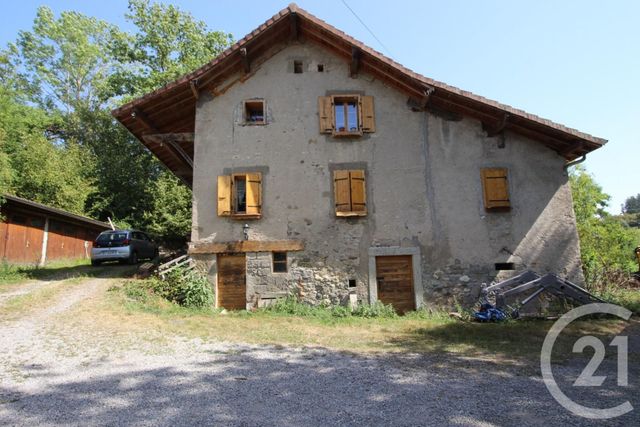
[217,253,246,310]
[376,255,415,314]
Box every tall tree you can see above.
[570,166,639,285]
[110,0,232,97]
[623,194,640,214]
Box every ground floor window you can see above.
[272,251,287,273]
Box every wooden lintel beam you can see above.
[188,239,305,254]
[483,113,510,137]
[240,48,250,74]
[559,141,584,157]
[189,79,199,100]
[289,12,299,41]
[350,46,361,78]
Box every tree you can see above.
[623,194,640,215]
[1,1,233,246]
[143,171,192,246]
[569,166,640,286]
[0,129,12,200]
[10,6,119,112]
[110,0,232,98]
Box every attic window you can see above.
[317,64,324,72]
[293,60,303,74]
[244,100,265,124]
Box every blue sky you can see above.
[1,0,638,213]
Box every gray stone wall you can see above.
[191,40,584,310]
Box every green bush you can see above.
[150,267,214,309]
[264,295,398,319]
[351,301,397,318]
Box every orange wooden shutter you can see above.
[360,96,375,133]
[318,96,334,134]
[349,170,367,215]
[217,175,232,216]
[481,168,510,209]
[334,170,351,215]
[245,173,262,216]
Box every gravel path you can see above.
[0,277,638,426]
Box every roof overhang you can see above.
[112,3,607,186]
[1,194,111,230]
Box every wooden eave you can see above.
[112,3,607,185]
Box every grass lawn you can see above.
[0,259,136,288]
[69,279,636,362]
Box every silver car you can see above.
[91,230,158,266]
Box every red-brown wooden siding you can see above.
[0,197,109,265]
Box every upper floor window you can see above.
[318,95,375,136]
[244,100,265,124]
[217,173,262,219]
[481,168,510,210]
[333,169,367,216]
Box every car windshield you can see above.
[96,232,128,243]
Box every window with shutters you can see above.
[318,94,375,137]
[333,170,367,217]
[217,173,262,219]
[481,168,511,210]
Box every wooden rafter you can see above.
[559,141,585,157]
[289,12,299,41]
[240,48,250,73]
[189,79,199,100]
[350,46,361,78]
[483,113,510,137]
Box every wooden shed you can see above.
[0,195,110,265]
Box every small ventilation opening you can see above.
[317,64,324,72]
[293,60,303,74]
[348,279,357,288]
[495,262,515,271]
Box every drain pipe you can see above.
[563,154,587,172]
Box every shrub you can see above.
[150,267,214,309]
[351,301,397,318]
[264,295,398,318]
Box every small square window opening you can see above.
[317,64,324,72]
[273,252,288,273]
[244,100,265,124]
[495,262,515,271]
[348,279,357,288]
[293,60,303,74]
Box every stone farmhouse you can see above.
[113,4,606,312]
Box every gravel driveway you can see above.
[0,276,637,426]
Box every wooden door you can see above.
[217,253,247,310]
[6,214,29,263]
[376,255,415,314]
[0,218,7,259]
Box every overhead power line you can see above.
[340,0,394,58]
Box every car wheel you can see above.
[128,251,138,265]
[91,260,101,266]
